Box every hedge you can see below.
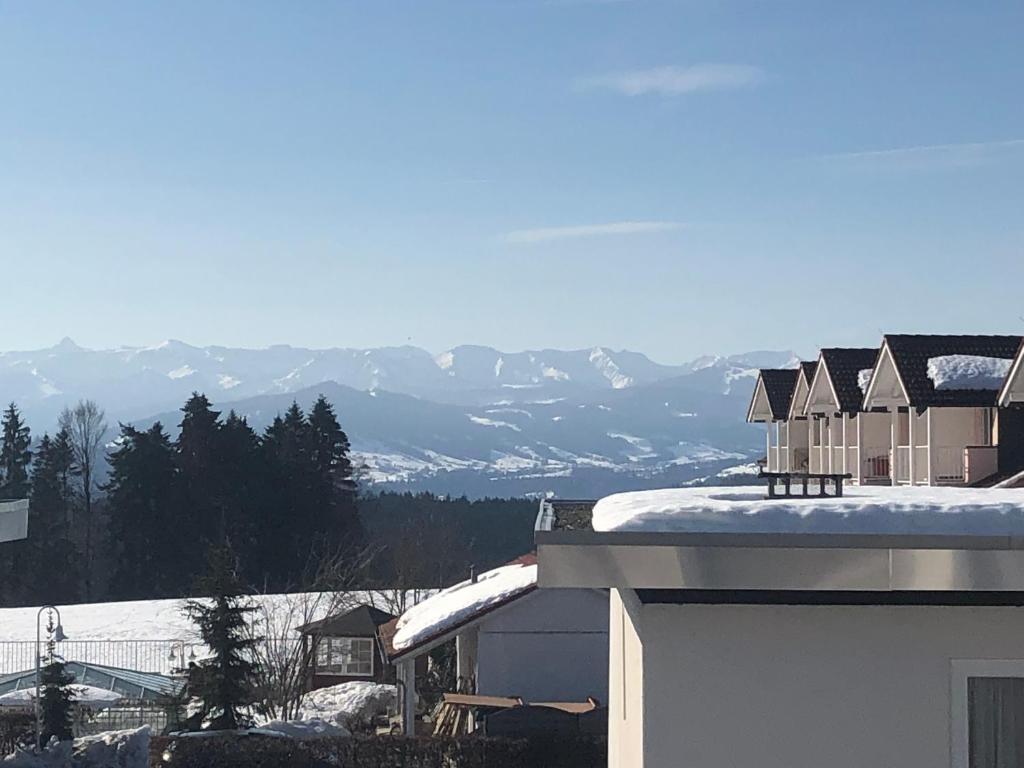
[156,733,606,768]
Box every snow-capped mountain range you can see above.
[0,339,799,496]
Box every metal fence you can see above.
[0,640,192,676]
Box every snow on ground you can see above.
[467,415,521,431]
[0,592,396,643]
[292,681,396,727]
[392,562,537,652]
[927,355,1013,391]
[715,462,760,478]
[250,720,350,740]
[592,486,1024,535]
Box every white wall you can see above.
[613,594,1024,768]
[474,588,608,704]
[609,589,645,768]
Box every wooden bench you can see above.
[758,471,853,499]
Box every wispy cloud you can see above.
[822,138,1024,169]
[502,221,683,244]
[579,64,764,96]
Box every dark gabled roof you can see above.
[820,348,878,412]
[885,334,1022,407]
[799,361,818,385]
[297,603,396,637]
[759,369,800,420]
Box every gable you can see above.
[747,376,774,423]
[788,370,812,419]
[804,357,839,415]
[862,342,910,409]
[818,348,879,412]
[999,342,1024,407]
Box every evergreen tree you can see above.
[217,412,265,582]
[38,614,75,746]
[176,394,223,549]
[183,545,259,731]
[19,432,81,603]
[307,395,360,548]
[106,423,185,598]
[0,403,32,498]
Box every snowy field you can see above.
[593,486,1024,535]
[0,591,419,643]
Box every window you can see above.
[952,660,1024,767]
[315,636,374,676]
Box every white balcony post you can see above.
[908,408,917,486]
[926,408,934,485]
[890,408,899,484]
[825,417,833,474]
[855,414,864,484]
[841,414,848,475]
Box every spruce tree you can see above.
[106,423,185,598]
[20,433,80,603]
[38,614,75,746]
[183,545,259,731]
[307,395,359,545]
[176,394,224,554]
[0,402,32,498]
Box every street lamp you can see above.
[35,606,67,749]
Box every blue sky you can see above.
[0,1,1021,363]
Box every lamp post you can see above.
[35,606,67,749]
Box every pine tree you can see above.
[38,613,75,746]
[307,395,359,546]
[0,402,32,498]
[106,423,185,598]
[183,545,259,731]
[176,393,224,548]
[19,432,81,603]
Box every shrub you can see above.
[158,733,605,768]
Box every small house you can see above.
[388,553,608,736]
[746,368,801,473]
[861,334,1023,485]
[298,604,397,690]
[802,347,889,483]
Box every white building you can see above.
[862,334,1022,486]
[0,499,29,544]
[802,347,890,483]
[387,553,608,735]
[538,490,1024,768]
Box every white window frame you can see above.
[950,658,1024,767]
[315,636,375,677]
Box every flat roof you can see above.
[536,493,1024,595]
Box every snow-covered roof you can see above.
[391,556,537,656]
[927,355,1013,391]
[592,486,1024,536]
[857,368,873,394]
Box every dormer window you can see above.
[315,636,374,676]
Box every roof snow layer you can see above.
[592,486,1024,536]
[927,355,1013,391]
[392,562,537,653]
